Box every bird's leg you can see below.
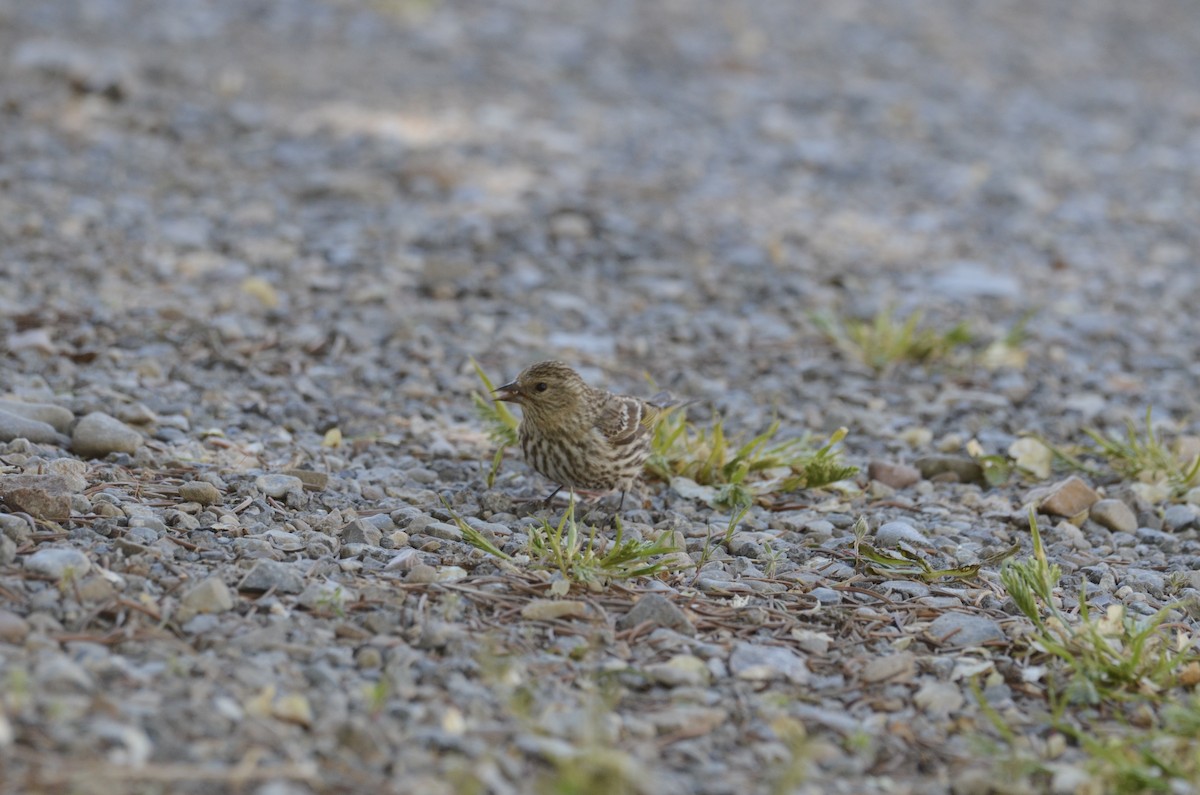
[542,485,563,510]
[596,490,627,528]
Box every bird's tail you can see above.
[642,392,698,426]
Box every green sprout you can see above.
[470,358,520,487]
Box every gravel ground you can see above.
[2,1,1200,793]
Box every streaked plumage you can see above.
[494,361,662,509]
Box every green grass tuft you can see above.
[448,496,684,589]
[853,541,1014,582]
[526,497,684,589]
[813,307,974,374]
[1084,407,1200,499]
[646,413,857,508]
[470,358,520,487]
[1002,508,1199,705]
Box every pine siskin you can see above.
[494,361,664,511]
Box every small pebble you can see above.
[1088,499,1137,534]
[71,412,143,457]
[1033,476,1100,518]
[874,521,930,547]
[0,410,67,445]
[179,481,223,505]
[25,546,91,579]
[1163,504,1199,533]
[729,641,810,685]
[0,610,30,643]
[179,577,236,615]
[867,460,921,489]
[238,560,305,594]
[255,474,303,499]
[615,593,695,635]
[927,612,1004,646]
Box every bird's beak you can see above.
[493,381,521,403]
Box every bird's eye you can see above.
[535,382,548,392]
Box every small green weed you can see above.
[447,496,684,589]
[470,358,520,487]
[693,506,748,576]
[364,678,390,717]
[977,684,1200,794]
[646,413,857,508]
[527,498,683,589]
[1056,703,1200,794]
[312,585,349,618]
[536,744,645,795]
[978,516,1200,795]
[767,716,811,795]
[1002,508,1199,704]
[813,307,973,374]
[853,541,1012,583]
[1085,408,1200,499]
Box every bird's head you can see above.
[494,360,590,423]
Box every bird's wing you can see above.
[597,394,658,448]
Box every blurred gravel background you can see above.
[1,1,1199,793]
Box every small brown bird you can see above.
[494,361,663,511]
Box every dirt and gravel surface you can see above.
[2,1,1200,793]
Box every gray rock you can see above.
[179,577,236,615]
[0,409,68,445]
[927,612,1004,646]
[25,545,91,579]
[867,460,921,489]
[914,680,965,717]
[237,560,305,594]
[1135,527,1180,553]
[1163,504,1198,533]
[34,654,94,692]
[879,580,931,599]
[283,469,329,491]
[181,614,222,635]
[615,593,695,635]
[114,402,157,425]
[0,535,15,566]
[421,521,463,542]
[1089,499,1137,533]
[72,412,143,457]
[802,519,836,540]
[0,514,33,544]
[0,399,73,432]
[0,609,30,643]
[47,459,88,493]
[928,260,1021,300]
[0,474,72,520]
[298,581,357,610]
[809,587,842,605]
[127,525,161,544]
[729,641,810,684]
[644,654,711,687]
[1121,568,1166,597]
[405,564,439,584]
[341,519,383,547]
[255,474,303,499]
[179,481,223,505]
[861,651,917,684]
[874,521,930,547]
[1030,476,1100,518]
[384,547,422,571]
